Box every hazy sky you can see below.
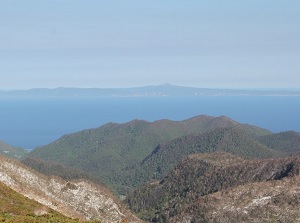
[0,0,299,89]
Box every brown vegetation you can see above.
[171,176,300,223]
[127,152,300,222]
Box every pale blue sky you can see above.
[0,0,299,89]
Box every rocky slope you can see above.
[0,155,140,223]
[171,176,300,223]
[127,152,300,222]
[0,180,99,223]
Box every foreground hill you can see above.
[127,152,300,222]
[124,127,281,189]
[27,115,271,194]
[171,175,300,223]
[0,141,27,159]
[0,181,100,223]
[0,155,141,223]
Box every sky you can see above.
[0,0,299,89]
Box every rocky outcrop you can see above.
[170,176,300,223]
[127,152,300,222]
[0,155,140,223]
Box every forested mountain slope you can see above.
[258,131,300,155]
[21,157,106,188]
[0,141,27,159]
[127,152,300,222]
[124,127,281,189]
[27,115,271,194]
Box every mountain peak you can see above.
[161,83,175,87]
[28,115,272,194]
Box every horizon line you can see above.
[1,83,300,91]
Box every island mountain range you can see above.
[1,84,300,97]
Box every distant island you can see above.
[1,84,300,97]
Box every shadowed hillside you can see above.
[259,131,300,155]
[124,127,281,189]
[21,157,106,187]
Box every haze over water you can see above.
[0,96,299,150]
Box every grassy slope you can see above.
[0,181,100,223]
[1,154,140,223]
[27,115,271,194]
[126,152,300,222]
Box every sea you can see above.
[0,96,299,150]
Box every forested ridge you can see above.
[0,141,27,159]
[13,115,300,222]
[127,152,300,222]
[27,115,272,194]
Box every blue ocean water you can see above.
[0,96,299,150]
